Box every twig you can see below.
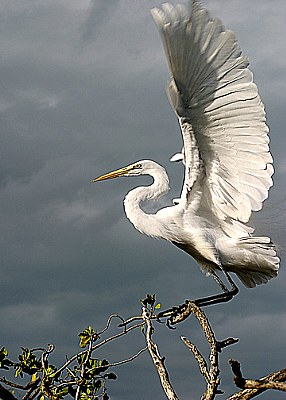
[56,321,144,377]
[41,343,55,369]
[0,377,39,391]
[118,315,144,327]
[104,347,147,368]
[22,386,40,400]
[91,322,144,352]
[99,314,126,334]
[142,307,179,400]
[216,338,239,352]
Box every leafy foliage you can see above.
[0,297,156,399]
[15,347,42,377]
[78,326,99,349]
[0,326,117,400]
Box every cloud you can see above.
[80,0,119,45]
[0,1,285,399]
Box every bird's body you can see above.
[121,160,278,289]
[95,0,279,295]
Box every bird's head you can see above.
[93,160,167,182]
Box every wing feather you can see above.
[151,0,273,224]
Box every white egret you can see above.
[94,0,279,306]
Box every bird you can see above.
[94,0,279,306]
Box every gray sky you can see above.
[0,1,285,399]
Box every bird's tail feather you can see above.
[219,236,280,288]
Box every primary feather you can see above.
[151,0,272,224]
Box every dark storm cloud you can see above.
[80,0,120,45]
[0,1,285,399]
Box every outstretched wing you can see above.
[151,0,273,224]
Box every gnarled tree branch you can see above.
[142,306,179,400]
[228,360,286,399]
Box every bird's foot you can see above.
[156,300,194,327]
[156,283,239,327]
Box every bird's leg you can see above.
[156,269,239,324]
[211,270,229,292]
[192,269,239,307]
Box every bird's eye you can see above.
[133,163,142,170]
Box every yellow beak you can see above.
[92,165,134,182]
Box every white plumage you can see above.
[94,0,279,297]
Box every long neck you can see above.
[123,166,169,238]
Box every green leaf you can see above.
[43,364,58,383]
[78,326,98,348]
[15,348,41,377]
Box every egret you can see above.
[94,0,279,306]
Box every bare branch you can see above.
[0,377,40,391]
[41,343,55,369]
[228,360,286,400]
[142,307,179,400]
[106,347,147,368]
[91,321,144,352]
[118,315,144,327]
[181,336,211,384]
[178,302,220,400]
[99,314,126,334]
[22,386,41,400]
[216,338,239,352]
